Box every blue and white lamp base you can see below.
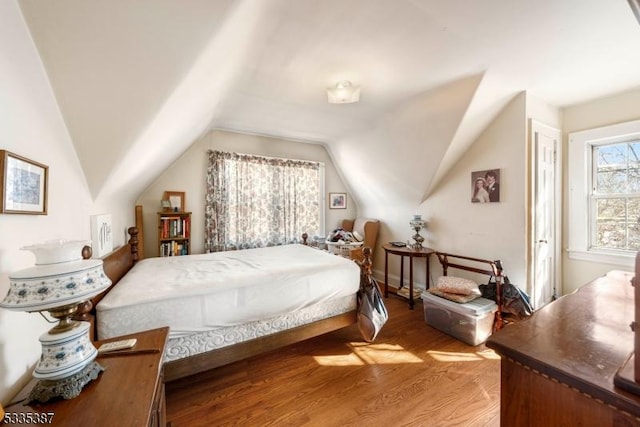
[28,321,104,403]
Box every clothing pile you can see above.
[326,228,363,244]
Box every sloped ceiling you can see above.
[17,0,640,209]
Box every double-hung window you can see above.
[569,120,640,267]
[591,141,640,251]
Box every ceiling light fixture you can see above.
[327,81,360,104]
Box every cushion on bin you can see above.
[435,276,480,296]
[428,288,480,304]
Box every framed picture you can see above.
[329,192,347,209]
[90,214,113,258]
[164,191,185,212]
[0,150,48,215]
[161,199,172,211]
[471,169,500,203]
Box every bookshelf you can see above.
[157,211,191,257]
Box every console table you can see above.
[4,327,168,427]
[486,271,640,426]
[383,243,434,309]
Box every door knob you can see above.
[537,240,548,244]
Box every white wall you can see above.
[0,1,138,404]
[562,87,640,293]
[0,1,94,403]
[136,129,354,259]
[423,93,528,288]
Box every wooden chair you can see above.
[341,218,380,264]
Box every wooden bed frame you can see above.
[81,226,371,382]
[434,251,505,331]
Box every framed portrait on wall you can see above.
[471,169,500,203]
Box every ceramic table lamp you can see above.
[0,240,111,402]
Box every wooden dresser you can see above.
[3,327,168,427]
[487,272,640,426]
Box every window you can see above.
[204,150,324,252]
[569,119,640,267]
[591,142,640,251]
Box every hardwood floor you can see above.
[165,296,501,427]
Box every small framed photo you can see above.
[161,199,172,211]
[329,192,347,209]
[0,150,48,215]
[164,191,185,212]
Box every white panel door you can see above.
[531,121,561,309]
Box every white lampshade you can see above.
[1,240,111,312]
[327,80,360,104]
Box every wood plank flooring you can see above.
[165,296,501,427]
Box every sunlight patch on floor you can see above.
[313,342,423,366]
[312,352,366,366]
[427,349,499,362]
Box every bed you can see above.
[80,226,372,382]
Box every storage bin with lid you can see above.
[421,291,497,346]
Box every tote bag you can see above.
[357,277,388,342]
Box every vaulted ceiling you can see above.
[17,0,640,209]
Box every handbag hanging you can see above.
[357,276,389,342]
[479,275,533,319]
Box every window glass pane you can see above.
[595,143,631,194]
[629,198,640,250]
[597,144,627,169]
[596,170,627,194]
[630,167,640,193]
[628,224,640,250]
[630,142,640,168]
[596,197,625,220]
[595,198,626,248]
[595,222,626,249]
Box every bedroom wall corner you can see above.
[0,1,95,404]
[136,129,354,258]
[424,92,528,288]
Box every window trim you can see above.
[568,119,640,268]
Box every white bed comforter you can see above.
[96,244,360,339]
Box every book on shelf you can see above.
[159,240,189,257]
[160,216,191,239]
[160,217,190,239]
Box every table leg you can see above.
[400,255,404,290]
[426,253,430,289]
[409,255,414,309]
[384,251,389,298]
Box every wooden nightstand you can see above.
[383,243,434,309]
[3,327,168,427]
